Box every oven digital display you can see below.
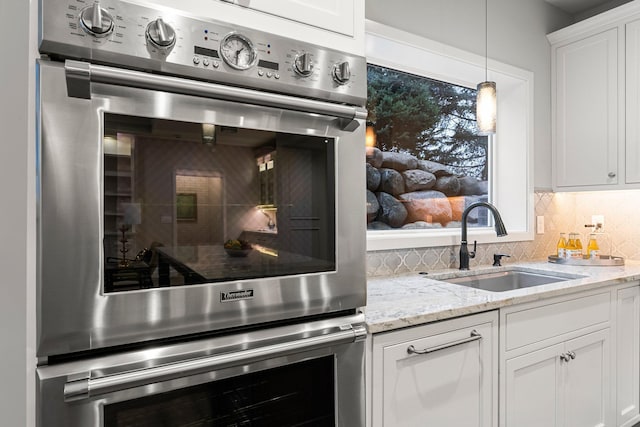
[257,59,279,71]
[194,46,219,58]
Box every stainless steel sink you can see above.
[441,269,584,292]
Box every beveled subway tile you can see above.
[366,190,640,277]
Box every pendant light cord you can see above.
[485,0,488,81]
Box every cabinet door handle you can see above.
[560,353,570,362]
[407,329,482,355]
[568,351,576,360]
[608,172,616,178]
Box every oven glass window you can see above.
[103,114,336,292]
[104,355,335,426]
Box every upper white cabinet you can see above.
[553,29,619,188]
[370,311,498,427]
[549,2,640,191]
[626,19,640,184]
[220,0,356,37]
[148,0,365,55]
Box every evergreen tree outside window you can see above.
[366,64,490,231]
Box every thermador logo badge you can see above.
[220,290,254,302]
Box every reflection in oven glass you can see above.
[104,355,335,426]
[103,114,336,293]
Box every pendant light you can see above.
[477,0,496,135]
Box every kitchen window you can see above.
[365,21,534,251]
[366,63,491,232]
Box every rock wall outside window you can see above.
[366,148,489,230]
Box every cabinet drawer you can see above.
[504,291,610,351]
[371,311,498,427]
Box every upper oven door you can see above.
[36,59,366,358]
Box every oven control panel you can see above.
[39,0,366,106]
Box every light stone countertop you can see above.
[365,260,640,334]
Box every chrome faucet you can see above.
[459,202,508,270]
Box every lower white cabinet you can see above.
[503,329,611,427]
[498,286,640,427]
[617,285,640,427]
[370,311,498,427]
[368,282,640,427]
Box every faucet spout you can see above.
[459,201,508,270]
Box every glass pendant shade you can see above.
[365,125,377,147]
[476,81,497,135]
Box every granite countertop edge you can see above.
[364,260,640,334]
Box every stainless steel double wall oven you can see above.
[36,0,367,425]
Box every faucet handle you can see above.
[493,253,511,267]
[469,240,477,259]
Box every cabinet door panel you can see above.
[225,0,355,36]
[381,322,493,427]
[617,286,640,426]
[555,28,618,187]
[627,20,640,183]
[504,343,563,427]
[563,329,611,427]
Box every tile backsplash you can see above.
[366,190,640,277]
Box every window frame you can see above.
[365,20,534,251]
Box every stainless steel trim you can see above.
[64,323,365,402]
[64,60,366,130]
[406,329,482,355]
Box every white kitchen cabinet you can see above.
[370,311,498,427]
[616,285,640,427]
[551,28,619,189]
[548,2,640,191]
[563,330,611,427]
[500,290,614,427]
[504,329,610,427]
[148,0,365,55]
[219,0,356,38]
[504,342,563,427]
[625,19,640,184]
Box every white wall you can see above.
[365,0,573,189]
[0,0,37,425]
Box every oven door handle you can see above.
[64,324,366,402]
[64,60,367,131]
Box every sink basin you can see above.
[441,269,584,292]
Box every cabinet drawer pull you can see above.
[608,172,616,178]
[407,330,482,355]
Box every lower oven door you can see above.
[37,314,366,427]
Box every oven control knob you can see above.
[293,52,314,77]
[332,61,351,85]
[79,2,114,38]
[146,18,176,51]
